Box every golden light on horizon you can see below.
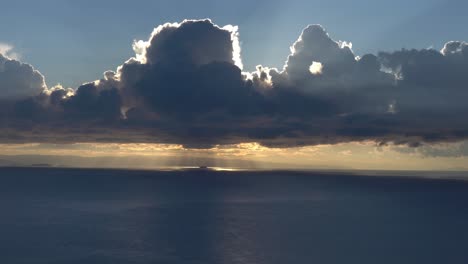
[0,141,468,171]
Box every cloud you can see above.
[394,141,468,158]
[0,43,20,60]
[0,53,46,99]
[1,19,468,148]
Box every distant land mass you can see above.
[30,164,53,167]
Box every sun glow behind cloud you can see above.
[309,61,323,75]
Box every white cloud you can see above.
[0,43,20,60]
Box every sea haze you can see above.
[0,167,467,264]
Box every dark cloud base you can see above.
[1,19,468,148]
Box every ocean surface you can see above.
[0,167,468,264]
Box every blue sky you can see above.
[1,0,467,88]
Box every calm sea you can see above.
[0,167,467,264]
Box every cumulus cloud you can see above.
[1,19,468,148]
[0,53,46,99]
[0,43,20,60]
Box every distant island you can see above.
[30,164,53,167]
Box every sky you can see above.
[2,0,468,88]
[1,0,468,170]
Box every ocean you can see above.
[0,167,467,264]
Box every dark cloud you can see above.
[62,83,122,121]
[393,141,468,158]
[0,54,46,99]
[1,19,468,148]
